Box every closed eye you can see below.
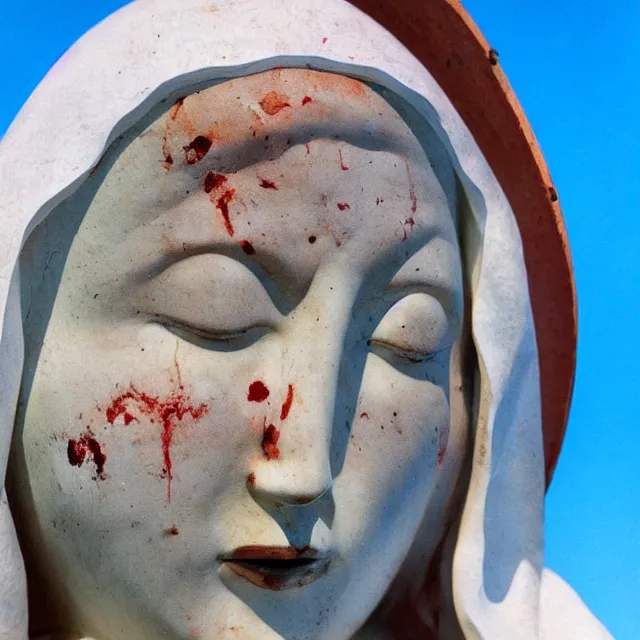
[367,338,444,364]
[156,318,272,352]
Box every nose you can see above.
[248,296,348,507]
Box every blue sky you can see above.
[462,2,639,637]
[1,1,638,637]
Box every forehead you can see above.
[80,69,460,301]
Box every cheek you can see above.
[343,355,450,484]
[26,335,273,506]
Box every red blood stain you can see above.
[67,439,86,467]
[258,178,278,190]
[322,37,328,44]
[204,172,227,193]
[216,189,237,236]
[67,430,107,479]
[169,524,180,536]
[305,144,311,155]
[359,412,369,419]
[183,135,212,164]
[104,386,208,502]
[437,429,448,465]
[405,159,417,213]
[240,240,256,255]
[402,217,417,242]
[170,98,185,120]
[248,472,256,487]
[301,96,313,106]
[337,202,350,211]
[259,91,291,116]
[262,424,280,460]
[338,149,349,171]
[247,381,270,403]
[162,142,174,171]
[280,384,294,421]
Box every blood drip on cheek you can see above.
[280,384,294,420]
[104,386,208,502]
[67,430,107,479]
[262,424,280,460]
[301,96,313,106]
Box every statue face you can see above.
[14,70,465,638]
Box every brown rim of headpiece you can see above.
[350,0,576,487]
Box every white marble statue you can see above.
[0,1,613,639]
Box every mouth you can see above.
[219,546,330,590]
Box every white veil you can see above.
[0,1,611,638]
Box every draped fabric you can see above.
[0,1,610,638]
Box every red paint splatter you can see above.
[259,91,291,116]
[104,386,208,502]
[359,412,369,419]
[262,424,280,460]
[301,96,313,106]
[170,98,185,120]
[248,472,256,487]
[405,159,417,213]
[402,217,416,241]
[437,429,449,465]
[248,381,270,403]
[162,147,174,171]
[337,202,350,211]
[322,37,328,44]
[183,135,212,164]
[280,385,294,421]
[169,524,180,536]
[339,149,349,171]
[67,439,86,467]
[258,177,278,190]
[204,172,227,193]
[240,240,256,255]
[216,189,237,236]
[67,430,107,479]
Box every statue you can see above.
[0,1,612,638]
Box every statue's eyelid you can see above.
[136,250,297,317]
[367,337,445,363]
[156,318,273,351]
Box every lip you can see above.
[219,546,331,591]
